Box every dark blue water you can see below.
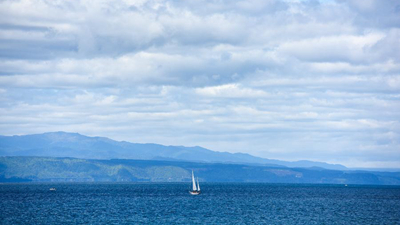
[1,183,399,224]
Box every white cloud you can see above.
[277,33,385,63]
[195,84,268,98]
[1,0,400,168]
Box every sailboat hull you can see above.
[189,191,200,195]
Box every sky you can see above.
[0,0,399,168]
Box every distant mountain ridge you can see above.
[0,131,347,170]
[1,157,400,185]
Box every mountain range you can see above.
[1,156,400,185]
[0,131,347,170]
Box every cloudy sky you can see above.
[1,0,399,168]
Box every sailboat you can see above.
[189,170,201,195]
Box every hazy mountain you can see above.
[1,157,399,185]
[0,132,347,170]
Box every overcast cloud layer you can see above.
[1,0,400,168]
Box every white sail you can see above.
[192,170,197,191]
[197,177,200,191]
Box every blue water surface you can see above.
[1,183,399,224]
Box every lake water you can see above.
[1,183,399,224]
